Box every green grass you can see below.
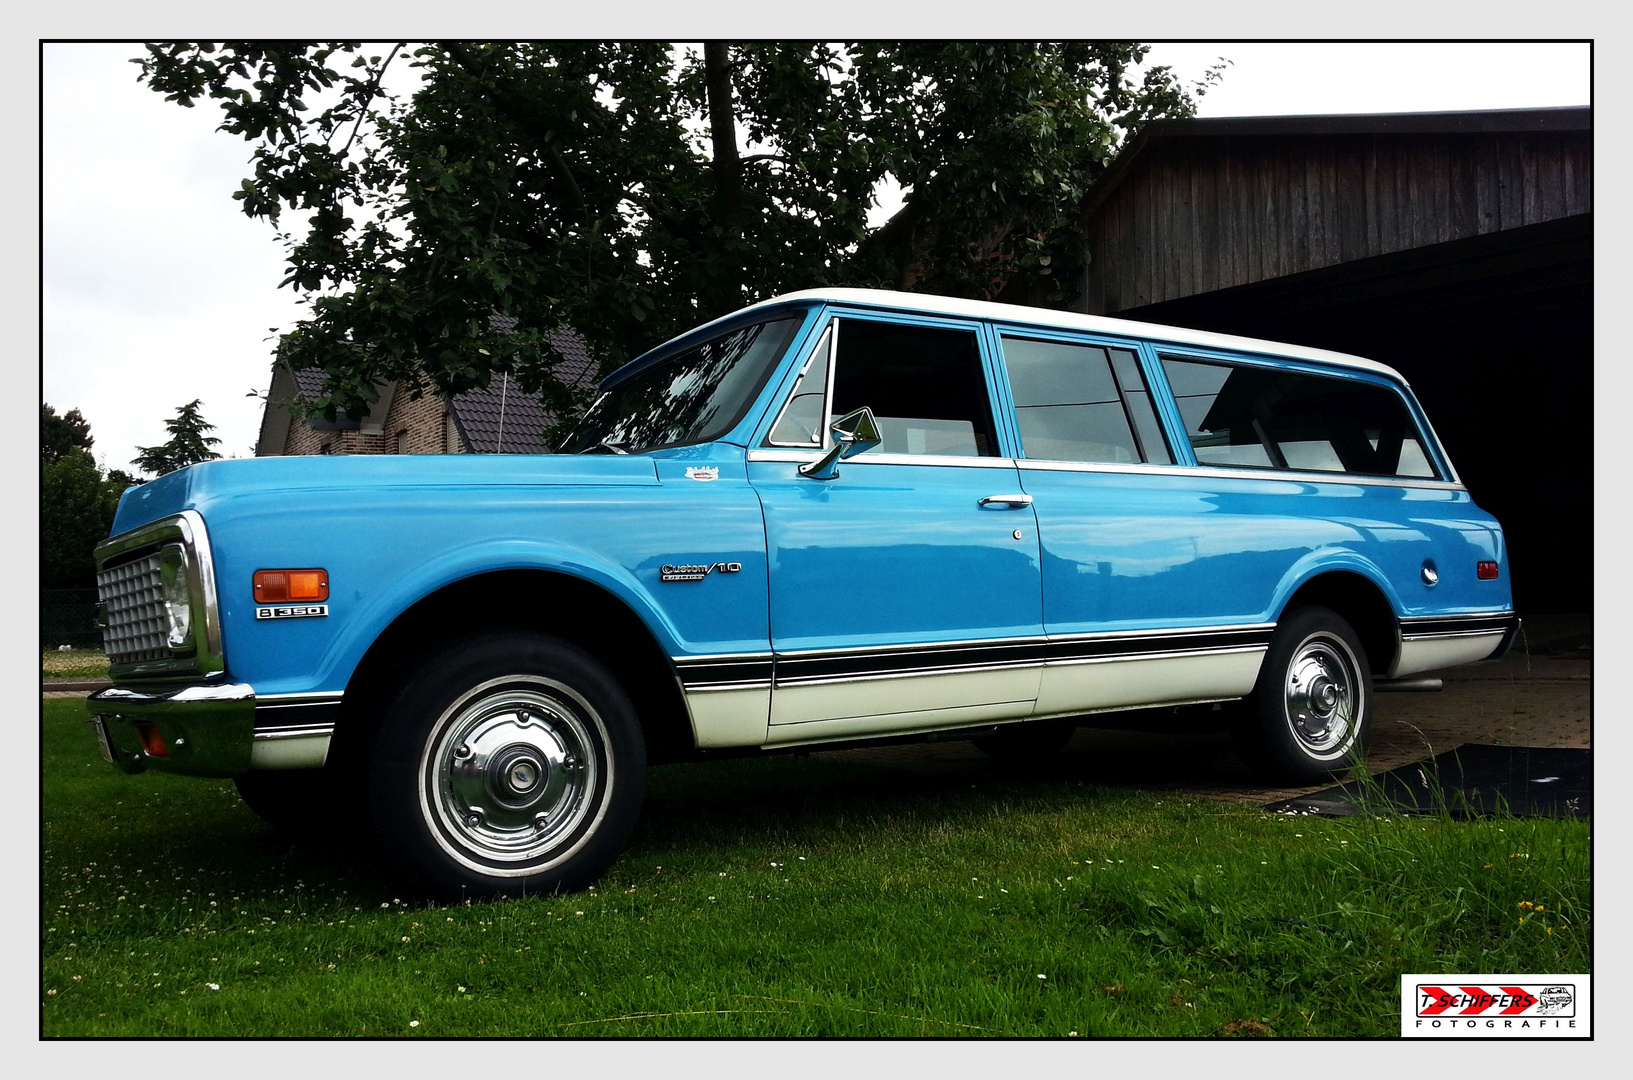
[43,648,109,681]
[41,699,1589,1037]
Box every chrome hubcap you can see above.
[424,682,600,864]
[1283,635,1359,757]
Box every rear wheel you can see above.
[367,631,646,899]
[1235,605,1371,783]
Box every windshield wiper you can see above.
[579,440,629,455]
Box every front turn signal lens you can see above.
[1477,561,1500,580]
[254,569,329,603]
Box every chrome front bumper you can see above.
[87,682,258,777]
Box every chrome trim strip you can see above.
[1016,457,1466,491]
[747,448,1020,469]
[777,659,1046,688]
[1400,629,1511,641]
[253,723,335,741]
[256,691,346,702]
[1044,622,1276,643]
[684,680,776,693]
[769,627,1275,686]
[1398,611,1516,629]
[774,635,1047,659]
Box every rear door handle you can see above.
[978,493,1033,508]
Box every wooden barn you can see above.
[1071,106,1591,613]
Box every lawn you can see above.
[42,648,109,681]
[41,698,1589,1037]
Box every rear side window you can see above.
[1160,355,1439,479]
[1000,337,1172,464]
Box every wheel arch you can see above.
[1273,568,1400,677]
[330,568,697,773]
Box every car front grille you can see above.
[96,552,170,664]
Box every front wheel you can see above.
[1234,605,1371,784]
[367,631,646,899]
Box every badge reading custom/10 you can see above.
[660,562,742,583]
[256,604,330,620]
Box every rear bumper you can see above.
[87,682,257,777]
[1485,616,1523,663]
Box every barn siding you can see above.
[1077,124,1590,314]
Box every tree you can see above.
[40,405,135,589]
[132,399,223,477]
[137,42,1220,425]
[41,404,94,464]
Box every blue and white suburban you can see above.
[87,289,1518,897]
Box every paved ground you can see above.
[49,616,1589,807]
[812,614,1591,806]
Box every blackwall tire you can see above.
[1235,605,1372,784]
[367,631,646,899]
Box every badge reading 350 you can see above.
[256,604,330,619]
[660,561,742,583]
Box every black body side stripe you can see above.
[672,627,1274,691]
[1399,613,1516,638]
[673,657,775,689]
[1040,627,1272,663]
[254,699,342,732]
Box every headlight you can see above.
[158,545,194,650]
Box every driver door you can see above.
[747,311,1044,744]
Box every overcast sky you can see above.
[41,42,1591,472]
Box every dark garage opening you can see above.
[1120,215,1590,615]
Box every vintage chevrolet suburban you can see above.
[87,288,1518,897]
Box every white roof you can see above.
[733,288,1405,382]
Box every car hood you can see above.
[110,454,662,537]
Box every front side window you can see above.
[1000,336,1172,464]
[561,316,801,454]
[1160,355,1439,479]
[765,318,999,456]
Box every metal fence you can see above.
[42,588,101,650]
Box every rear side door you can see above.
[990,327,1273,716]
[747,309,1044,743]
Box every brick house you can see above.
[255,329,599,457]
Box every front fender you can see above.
[300,538,688,697]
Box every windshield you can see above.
[559,316,802,454]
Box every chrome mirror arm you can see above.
[798,407,882,480]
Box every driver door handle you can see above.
[978,493,1033,508]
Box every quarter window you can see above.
[1000,337,1172,464]
[765,325,832,447]
[1160,355,1439,479]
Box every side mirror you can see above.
[798,407,882,480]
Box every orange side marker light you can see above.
[254,569,330,603]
